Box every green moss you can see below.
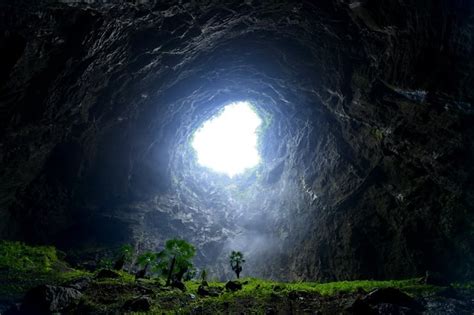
[0,240,58,272]
[164,277,439,313]
[453,281,474,292]
[371,128,384,142]
[284,278,438,296]
[57,269,92,282]
[0,241,91,300]
[0,241,458,314]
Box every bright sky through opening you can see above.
[192,101,262,177]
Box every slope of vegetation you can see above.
[0,241,89,301]
[1,240,472,314]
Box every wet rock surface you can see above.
[363,288,420,309]
[63,276,92,291]
[0,0,473,283]
[20,284,82,314]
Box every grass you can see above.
[142,277,441,314]
[182,277,439,301]
[1,240,471,314]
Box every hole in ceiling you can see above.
[191,101,262,178]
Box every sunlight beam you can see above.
[192,101,262,177]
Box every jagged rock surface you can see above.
[0,1,473,281]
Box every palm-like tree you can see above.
[229,251,245,279]
[155,239,196,285]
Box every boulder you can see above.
[64,276,92,291]
[122,296,152,312]
[363,288,421,310]
[225,280,243,292]
[21,285,82,314]
[197,284,221,297]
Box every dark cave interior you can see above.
[0,0,473,313]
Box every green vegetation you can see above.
[147,277,442,314]
[200,269,208,282]
[1,240,471,314]
[0,240,90,300]
[113,244,133,271]
[371,128,384,142]
[98,257,114,269]
[453,281,474,291]
[0,240,58,272]
[155,239,196,285]
[229,250,245,279]
[185,277,439,300]
[136,251,158,279]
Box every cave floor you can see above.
[2,270,474,314]
[0,240,473,314]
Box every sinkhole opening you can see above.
[192,101,262,177]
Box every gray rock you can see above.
[21,285,82,313]
[64,276,92,291]
[363,288,421,310]
[0,0,473,287]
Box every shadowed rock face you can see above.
[0,1,473,281]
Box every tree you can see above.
[155,239,196,285]
[136,251,157,279]
[229,251,245,279]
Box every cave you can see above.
[1,0,473,313]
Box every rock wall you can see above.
[0,0,473,281]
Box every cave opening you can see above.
[1,1,473,312]
[191,101,263,178]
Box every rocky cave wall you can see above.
[0,0,473,281]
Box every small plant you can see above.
[114,244,133,271]
[98,258,114,269]
[229,251,245,279]
[155,239,196,285]
[200,269,208,283]
[184,266,197,281]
